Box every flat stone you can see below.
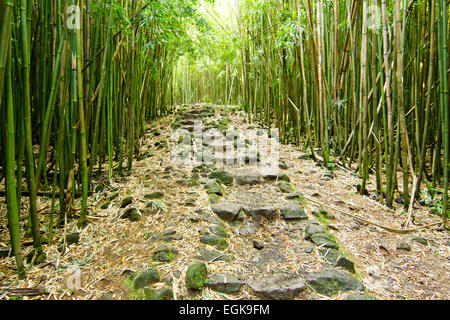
[238,222,257,236]
[120,196,133,208]
[234,174,263,186]
[198,247,231,262]
[62,233,79,246]
[144,191,164,200]
[280,201,308,220]
[121,208,142,222]
[134,269,160,289]
[261,168,291,182]
[209,225,229,238]
[209,170,234,186]
[162,229,177,236]
[205,274,243,294]
[277,181,295,193]
[285,192,304,201]
[309,233,339,249]
[304,222,326,239]
[396,242,411,251]
[319,248,355,273]
[153,246,178,262]
[243,206,278,219]
[200,235,228,251]
[247,275,306,300]
[211,203,244,221]
[411,236,428,246]
[306,270,364,296]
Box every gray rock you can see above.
[280,201,308,220]
[65,232,80,246]
[309,233,339,249]
[134,269,160,289]
[261,169,291,182]
[235,174,263,186]
[211,203,244,222]
[411,236,428,246]
[120,196,133,208]
[209,170,234,186]
[188,213,200,223]
[162,229,177,236]
[247,275,306,300]
[306,270,364,296]
[144,191,164,200]
[153,246,178,262]
[285,192,304,201]
[198,247,231,262]
[238,222,257,236]
[253,240,265,250]
[243,206,278,219]
[205,274,243,294]
[121,208,142,222]
[200,235,228,251]
[304,245,314,254]
[304,222,326,239]
[209,225,229,238]
[277,181,295,193]
[396,242,411,251]
[319,248,355,273]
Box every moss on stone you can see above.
[185,263,208,290]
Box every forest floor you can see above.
[0,104,449,300]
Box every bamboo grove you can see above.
[0,0,205,278]
[176,0,449,227]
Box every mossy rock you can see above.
[319,248,355,273]
[185,263,208,290]
[277,181,295,193]
[209,225,229,238]
[209,170,234,186]
[313,208,335,222]
[121,208,142,222]
[64,232,80,246]
[144,287,174,300]
[107,193,119,201]
[309,233,339,249]
[205,181,224,196]
[200,234,229,251]
[306,270,364,297]
[209,193,221,204]
[134,269,160,289]
[144,191,165,200]
[120,196,133,208]
[198,247,231,262]
[100,201,111,209]
[153,246,178,262]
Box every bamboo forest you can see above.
[0,0,448,302]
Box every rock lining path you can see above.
[2,104,447,300]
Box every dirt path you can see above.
[0,104,448,300]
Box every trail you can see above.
[1,104,448,300]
